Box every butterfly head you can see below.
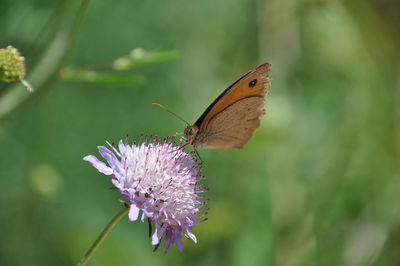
[184,125,199,145]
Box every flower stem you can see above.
[59,0,91,72]
[20,79,33,92]
[77,207,129,266]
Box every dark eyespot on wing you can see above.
[249,79,257,87]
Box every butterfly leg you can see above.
[193,148,203,163]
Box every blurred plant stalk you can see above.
[77,208,129,266]
[59,49,178,85]
[0,5,177,122]
[0,0,91,121]
[112,48,178,70]
[60,67,144,86]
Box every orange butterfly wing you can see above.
[192,62,271,149]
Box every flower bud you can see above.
[0,45,26,82]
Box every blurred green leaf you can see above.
[112,48,178,70]
[60,67,143,85]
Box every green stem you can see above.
[20,79,33,92]
[28,0,73,67]
[77,207,129,266]
[59,0,91,72]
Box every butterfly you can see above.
[154,62,271,149]
[182,62,271,149]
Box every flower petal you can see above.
[173,228,183,251]
[128,204,140,221]
[98,146,123,179]
[106,140,121,157]
[186,229,197,243]
[118,139,126,156]
[83,155,113,175]
[152,227,160,245]
[163,229,173,253]
[98,146,119,168]
[157,225,166,241]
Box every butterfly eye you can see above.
[186,128,193,136]
[249,79,257,87]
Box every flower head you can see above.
[84,136,207,252]
[0,45,26,82]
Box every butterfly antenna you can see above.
[152,103,190,126]
[193,148,203,163]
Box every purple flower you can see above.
[84,136,207,252]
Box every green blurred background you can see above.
[1,0,400,265]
